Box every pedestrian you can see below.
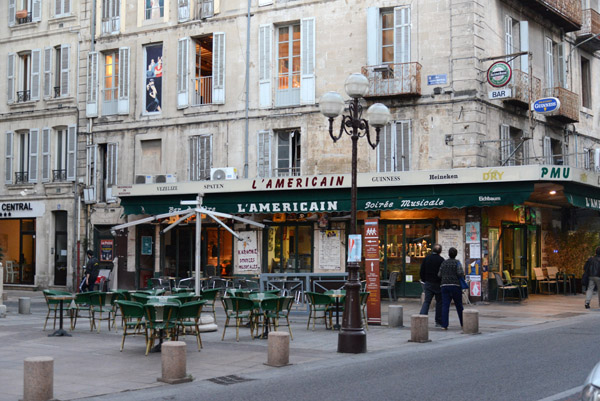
[438,247,464,330]
[419,243,444,327]
[583,246,600,309]
[82,249,100,292]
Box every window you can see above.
[543,136,563,165]
[259,18,315,108]
[275,129,300,177]
[11,130,36,184]
[8,0,41,26]
[102,0,120,34]
[544,37,566,89]
[178,0,189,21]
[378,121,410,172]
[18,52,32,102]
[193,36,213,105]
[86,48,129,117]
[54,0,70,17]
[140,139,162,174]
[145,0,164,20]
[505,17,529,71]
[103,51,119,115]
[50,45,70,98]
[189,135,212,181]
[52,128,67,181]
[581,56,591,108]
[257,130,272,178]
[584,147,592,170]
[144,44,163,114]
[500,125,529,166]
[196,0,213,19]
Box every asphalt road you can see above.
[83,313,600,401]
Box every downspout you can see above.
[243,0,251,178]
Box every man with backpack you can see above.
[82,250,100,292]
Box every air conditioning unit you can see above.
[155,174,177,183]
[135,174,153,184]
[210,167,237,181]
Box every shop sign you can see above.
[488,88,512,99]
[100,239,114,262]
[532,97,561,113]
[237,201,339,213]
[487,61,512,87]
[364,219,381,324]
[0,201,45,218]
[236,231,260,272]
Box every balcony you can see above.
[361,62,421,98]
[273,167,301,177]
[504,70,541,108]
[192,77,213,105]
[522,0,581,32]
[15,172,29,184]
[576,9,600,52]
[16,10,32,25]
[52,170,67,182]
[543,87,580,123]
[16,90,31,103]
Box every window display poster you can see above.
[437,228,464,264]
[145,45,163,113]
[318,230,341,270]
[466,222,480,244]
[347,235,362,263]
[236,231,260,272]
[141,236,153,255]
[100,239,114,262]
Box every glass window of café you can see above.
[1,218,36,285]
[266,223,313,273]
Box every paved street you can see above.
[0,290,598,401]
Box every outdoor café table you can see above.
[146,301,179,353]
[46,294,75,337]
[324,290,346,330]
[249,293,278,339]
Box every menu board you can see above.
[236,231,260,272]
[437,228,465,264]
[319,230,341,270]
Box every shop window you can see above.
[267,224,312,273]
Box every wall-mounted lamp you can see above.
[549,190,557,195]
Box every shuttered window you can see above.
[257,130,272,178]
[189,135,212,181]
[28,129,39,183]
[41,128,50,182]
[5,131,14,184]
[66,125,76,181]
[378,121,411,172]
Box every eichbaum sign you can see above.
[531,97,561,113]
[487,61,512,87]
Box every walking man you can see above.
[583,246,600,309]
[419,243,444,327]
[82,250,100,292]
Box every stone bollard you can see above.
[462,309,480,334]
[157,341,193,384]
[388,305,403,327]
[23,356,54,401]
[266,331,290,367]
[19,297,31,315]
[409,314,430,343]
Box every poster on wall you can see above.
[236,231,260,272]
[100,239,114,262]
[437,228,465,264]
[145,44,163,113]
[141,236,153,255]
[347,235,362,263]
[465,222,480,244]
[318,230,341,270]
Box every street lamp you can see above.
[319,73,391,353]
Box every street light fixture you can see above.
[319,73,391,353]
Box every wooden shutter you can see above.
[55,0,63,16]
[63,0,71,15]
[557,42,567,88]
[60,44,70,97]
[43,47,52,99]
[5,131,13,184]
[86,52,99,117]
[397,120,411,171]
[28,129,39,183]
[8,0,16,27]
[257,130,272,178]
[500,124,511,166]
[545,37,554,89]
[300,17,315,105]
[201,0,213,18]
[177,37,190,109]
[7,53,15,104]
[505,16,513,68]
[189,136,198,181]
[106,143,118,202]
[377,123,393,172]
[259,24,272,109]
[366,7,379,66]
[394,6,410,64]
[212,32,225,104]
[543,136,552,164]
[86,145,97,188]
[118,47,130,114]
[519,21,529,72]
[31,49,42,101]
[199,135,212,180]
[178,0,189,21]
[41,128,50,182]
[66,125,76,181]
[32,0,41,21]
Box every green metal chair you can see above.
[305,292,333,330]
[114,300,147,352]
[221,297,255,341]
[144,303,179,356]
[109,291,129,331]
[177,300,207,351]
[201,288,219,323]
[263,296,294,340]
[88,292,112,333]
[130,292,150,304]
[42,289,73,331]
[69,292,93,331]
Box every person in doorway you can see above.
[419,243,444,327]
[82,250,100,292]
[583,246,600,309]
[438,247,464,330]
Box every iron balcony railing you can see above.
[524,0,582,31]
[505,69,541,108]
[273,167,301,177]
[16,90,31,103]
[543,87,580,123]
[53,86,60,98]
[576,9,600,51]
[361,62,422,98]
[15,172,29,184]
[52,169,67,182]
[16,12,32,24]
[192,77,213,105]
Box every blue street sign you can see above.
[427,74,447,85]
[531,97,561,113]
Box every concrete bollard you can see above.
[388,305,403,327]
[23,356,54,401]
[19,297,31,315]
[462,309,480,334]
[266,331,290,367]
[409,314,431,343]
[157,341,193,384]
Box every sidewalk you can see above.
[0,290,592,401]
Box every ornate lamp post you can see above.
[319,73,391,353]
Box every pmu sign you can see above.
[532,97,561,113]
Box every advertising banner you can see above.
[364,218,381,324]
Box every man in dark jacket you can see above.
[82,249,100,292]
[584,246,600,309]
[419,243,444,327]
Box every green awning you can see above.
[120,182,534,216]
[564,183,600,211]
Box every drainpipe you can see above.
[243,0,251,178]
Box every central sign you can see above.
[487,61,512,87]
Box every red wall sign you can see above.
[364,218,381,324]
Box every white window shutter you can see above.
[31,49,42,101]
[8,0,16,27]
[557,42,567,89]
[86,52,99,117]
[398,120,411,171]
[66,124,76,181]
[300,17,315,105]
[545,37,554,89]
[55,0,62,16]
[41,127,50,182]
[394,6,410,64]
[199,135,212,179]
[86,145,97,202]
[32,0,41,21]
[505,16,513,69]
[189,136,198,181]
[107,143,117,202]
[543,136,552,164]
[64,0,71,15]
[257,130,272,178]
[7,53,15,104]
[212,32,225,104]
[519,21,529,72]
[5,131,13,184]
[500,124,510,166]
[177,37,190,109]
[178,0,189,21]
[366,7,379,66]
[595,149,600,171]
[28,129,39,183]
[60,44,70,97]
[259,24,273,109]
[118,46,130,114]
[43,47,52,99]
